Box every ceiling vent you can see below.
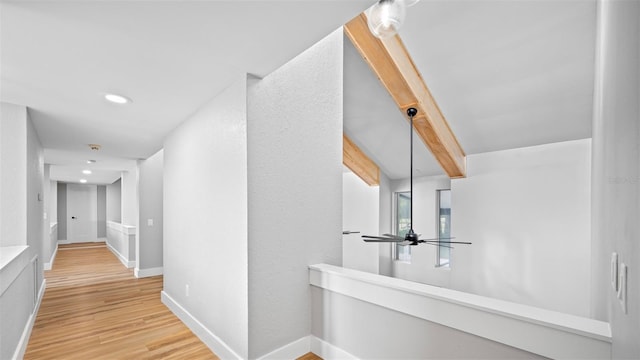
[89,144,101,151]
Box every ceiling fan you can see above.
[362,108,471,248]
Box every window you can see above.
[395,191,411,262]
[437,189,451,267]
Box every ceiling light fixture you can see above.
[87,160,96,164]
[104,93,131,104]
[366,0,419,39]
[367,0,406,38]
[82,170,92,175]
[80,179,87,183]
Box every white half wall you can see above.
[164,74,249,359]
[450,139,592,317]
[247,28,343,359]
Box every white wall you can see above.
[591,0,640,357]
[451,139,591,317]
[342,171,379,274]
[388,175,452,287]
[0,103,28,247]
[106,179,121,222]
[378,171,393,277]
[56,183,67,240]
[97,185,106,238]
[0,103,45,359]
[42,165,55,267]
[164,74,249,359]
[121,169,138,227]
[137,149,163,274]
[247,28,343,359]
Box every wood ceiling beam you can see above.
[344,13,466,178]
[343,134,380,186]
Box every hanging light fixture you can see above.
[366,0,406,39]
[366,0,421,39]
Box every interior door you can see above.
[67,184,98,243]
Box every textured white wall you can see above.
[451,139,591,317]
[247,29,343,359]
[591,0,640,357]
[106,179,121,222]
[164,74,249,358]
[138,149,163,271]
[0,103,27,247]
[342,171,379,274]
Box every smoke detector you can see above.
[89,144,101,151]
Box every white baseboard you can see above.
[256,335,356,360]
[258,336,311,360]
[97,237,107,242]
[57,239,70,245]
[106,243,135,268]
[13,279,46,360]
[161,291,243,360]
[311,336,358,360]
[44,244,58,271]
[134,266,163,278]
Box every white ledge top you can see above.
[309,263,611,343]
[0,246,29,271]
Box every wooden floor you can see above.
[25,243,218,359]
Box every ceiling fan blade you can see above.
[422,240,472,245]
[416,236,456,241]
[382,233,404,240]
[363,238,405,243]
[422,242,454,249]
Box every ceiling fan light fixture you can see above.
[366,0,407,39]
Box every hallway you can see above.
[24,243,217,359]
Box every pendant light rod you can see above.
[407,107,417,231]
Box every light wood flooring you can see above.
[25,242,218,359]
[26,242,322,360]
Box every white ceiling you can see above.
[2,0,597,183]
[344,0,596,179]
[1,0,371,184]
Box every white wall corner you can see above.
[106,243,135,268]
[13,278,46,360]
[257,336,311,360]
[161,291,243,360]
[134,266,163,278]
[44,243,58,271]
[310,336,359,360]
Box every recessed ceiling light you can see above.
[80,179,87,183]
[82,170,92,175]
[87,160,96,164]
[104,93,131,104]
